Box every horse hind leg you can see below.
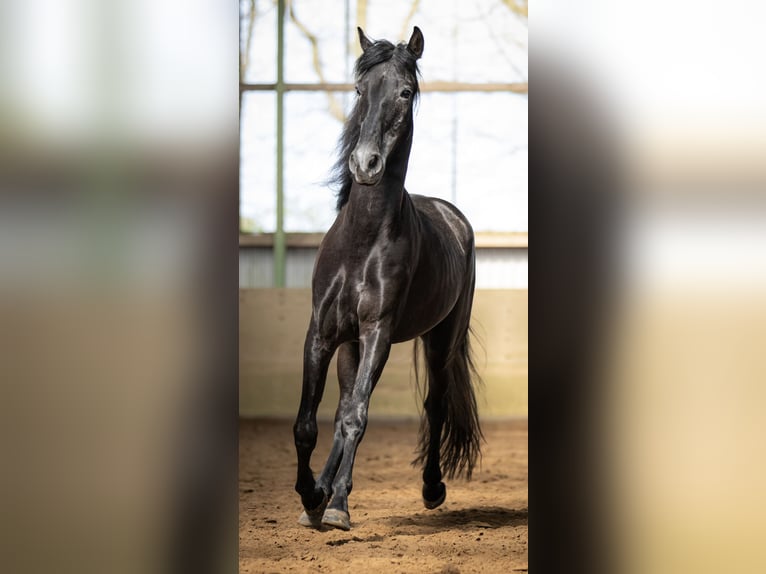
[417,332,449,509]
[416,284,482,509]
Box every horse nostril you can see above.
[367,155,379,170]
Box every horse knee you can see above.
[340,411,367,441]
[293,419,318,452]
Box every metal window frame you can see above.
[240,0,528,287]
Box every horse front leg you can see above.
[294,323,335,526]
[315,341,359,498]
[321,325,391,531]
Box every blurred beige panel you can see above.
[239,289,528,419]
[0,290,205,574]
[606,292,766,574]
[627,126,766,191]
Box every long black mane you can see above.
[329,39,421,211]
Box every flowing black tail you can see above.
[412,313,484,480]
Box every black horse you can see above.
[293,26,483,531]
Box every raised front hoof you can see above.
[297,494,328,529]
[321,508,351,531]
[423,481,447,509]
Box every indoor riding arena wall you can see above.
[239,288,527,420]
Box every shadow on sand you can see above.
[384,505,527,534]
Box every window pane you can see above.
[283,91,351,232]
[239,0,528,234]
[278,90,527,233]
[456,92,528,231]
[282,0,527,85]
[451,0,527,83]
[240,92,276,233]
[285,0,351,84]
[406,93,457,203]
[240,0,277,83]
[408,92,527,232]
[363,0,527,83]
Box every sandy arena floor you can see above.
[239,418,527,573]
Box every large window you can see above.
[239,0,528,249]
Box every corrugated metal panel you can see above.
[476,248,528,289]
[240,247,317,288]
[239,247,273,288]
[240,246,528,289]
[285,248,317,288]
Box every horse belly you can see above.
[390,282,462,343]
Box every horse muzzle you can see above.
[349,146,385,185]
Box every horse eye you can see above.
[400,89,412,99]
[355,86,361,96]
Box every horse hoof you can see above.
[298,509,323,528]
[321,508,351,531]
[423,481,447,509]
[298,494,328,528]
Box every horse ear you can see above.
[407,26,424,59]
[357,27,373,53]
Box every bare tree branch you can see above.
[502,0,528,19]
[240,0,257,81]
[399,0,422,42]
[287,0,346,122]
[355,0,368,57]
[475,0,527,81]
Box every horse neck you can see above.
[341,132,414,238]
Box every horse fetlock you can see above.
[424,471,442,489]
[301,487,327,512]
[331,477,352,500]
